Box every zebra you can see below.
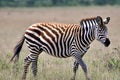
[10,16,110,80]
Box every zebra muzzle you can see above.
[104,38,110,47]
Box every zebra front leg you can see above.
[22,56,32,80]
[77,58,90,80]
[71,61,79,80]
[73,54,90,80]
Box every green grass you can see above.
[0,47,120,80]
[0,7,120,80]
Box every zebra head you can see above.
[95,16,110,47]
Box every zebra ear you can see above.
[96,16,103,26]
[103,17,110,24]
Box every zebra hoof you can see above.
[22,76,26,80]
[71,77,75,80]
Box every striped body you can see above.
[10,16,110,80]
[25,23,91,59]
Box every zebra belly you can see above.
[42,46,72,58]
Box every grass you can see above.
[1,47,120,80]
[0,6,120,80]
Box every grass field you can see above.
[0,6,120,80]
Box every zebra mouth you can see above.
[104,38,110,47]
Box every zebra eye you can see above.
[98,28,102,31]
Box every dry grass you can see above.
[0,6,120,80]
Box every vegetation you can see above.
[0,47,120,80]
[104,47,120,71]
[0,7,120,80]
[0,0,120,7]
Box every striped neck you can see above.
[80,18,98,46]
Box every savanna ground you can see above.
[0,6,120,80]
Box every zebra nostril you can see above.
[104,38,110,47]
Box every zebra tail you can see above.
[10,35,25,63]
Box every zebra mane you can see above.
[80,17,97,25]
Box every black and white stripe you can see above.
[10,16,110,80]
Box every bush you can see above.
[0,0,120,7]
[104,47,120,71]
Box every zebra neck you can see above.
[80,25,95,47]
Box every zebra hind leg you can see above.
[31,49,43,78]
[31,58,38,77]
[71,61,79,80]
[22,52,40,80]
[22,56,32,80]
